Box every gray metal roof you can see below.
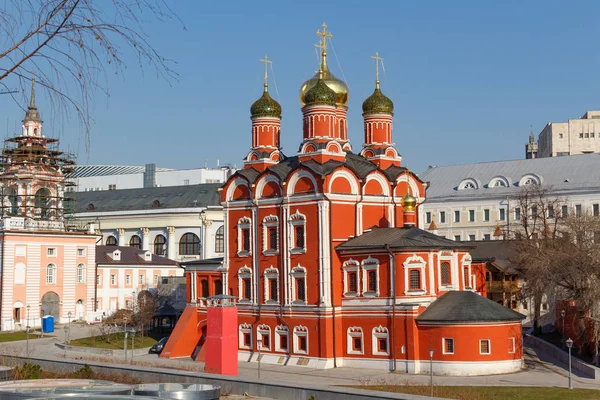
[416,291,525,323]
[67,165,172,178]
[71,183,222,213]
[419,153,600,201]
[336,227,472,252]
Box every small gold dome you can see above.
[402,192,417,211]
[300,52,349,107]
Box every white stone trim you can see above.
[479,339,491,355]
[442,337,455,355]
[286,170,318,197]
[328,170,359,195]
[347,326,363,355]
[363,173,391,197]
[461,254,472,289]
[226,178,251,202]
[239,323,253,350]
[342,259,360,298]
[237,266,252,304]
[257,324,271,351]
[263,267,279,304]
[261,215,279,256]
[293,325,309,355]
[361,256,380,297]
[372,325,389,356]
[288,210,306,254]
[275,325,289,353]
[290,265,307,304]
[236,216,252,257]
[256,174,281,199]
[403,254,427,295]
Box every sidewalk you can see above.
[3,325,600,391]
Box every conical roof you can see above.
[23,78,41,123]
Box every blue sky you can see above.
[2,0,600,173]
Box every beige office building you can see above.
[537,111,600,158]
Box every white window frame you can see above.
[361,256,380,297]
[290,265,307,305]
[239,323,253,350]
[372,325,389,356]
[262,215,279,256]
[76,263,86,284]
[46,263,56,284]
[462,254,472,290]
[293,325,309,355]
[275,325,289,353]
[403,254,427,295]
[508,337,515,354]
[289,210,307,254]
[96,274,101,285]
[347,327,364,355]
[442,337,455,355]
[257,324,271,351]
[342,259,360,297]
[263,267,280,304]
[14,262,25,285]
[77,248,86,257]
[125,299,131,309]
[237,216,252,257]
[126,274,131,285]
[110,274,116,285]
[47,247,56,257]
[438,256,454,290]
[480,339,491,355]
[237,266,253,303]
[139,274,145,285]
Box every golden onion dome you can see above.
[402,192,417,211]
[300,52,349,107]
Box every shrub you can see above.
[72,364,95,379]
[13,362,41,379]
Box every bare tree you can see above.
[0,0,181,146]
[133,290,156,337]
[511,184,566,334]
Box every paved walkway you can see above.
[3,324,600,391]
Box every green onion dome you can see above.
[303,78,337,107]
[362,86,394,115]
[250,86,282,118]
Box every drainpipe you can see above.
[93,219,103,312]
[0,231,5,326]
[506,197,511,239]
[385,243,396,372]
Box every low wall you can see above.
[0,355,442,400]
[54,343,151,357]
[525,334,599,380]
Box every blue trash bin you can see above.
[42,315,54,333]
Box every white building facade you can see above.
[70,183,225,262]
[95,245,183,316]
[536,111,600,158]
[418,154,600,241]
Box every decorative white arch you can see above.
[363,172,391,196]
[255,174,281,199]
[286,170,318,197]
[226,178,251,202]
[458,178,480,190]
[488,175,511,188]
[328,169,359,195]
[519,173,543,186]
[396,174,421,198]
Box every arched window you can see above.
[129,235,142,249]
[154,234,167,256]
[7,187,19,215]
[214,226,224,253]
[152,200,161,208]
[46,263,56,284]
[35,187,52,219]
[441,262,451,286]
[179,232,200,255]
[409,269,421,290]
[106,236,117,246]
[76,263,86,284]
[201,279,209,298]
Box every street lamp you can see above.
[25,325,30,356]
[561,309,566,343]
[63,325,69,358]
[257,338,262,379]
[429,348,434,397]
[67,311,72,343]
[566,338,573,390]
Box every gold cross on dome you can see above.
[260,54,272,88]
[371,51,383,86]
[316,22,332,53]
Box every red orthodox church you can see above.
[163,25,524,375]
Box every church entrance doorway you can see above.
[41,291,60,319]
